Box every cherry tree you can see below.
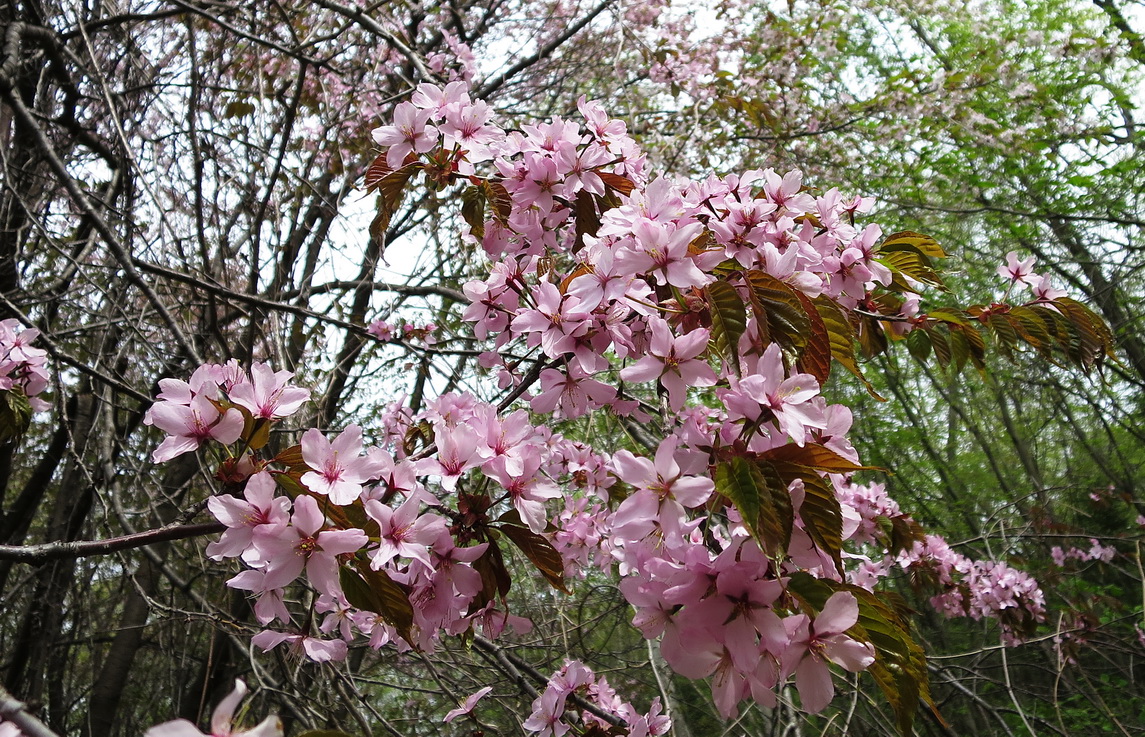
[0,1,1131,736]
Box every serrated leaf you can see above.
[948,326,970,373]
[797,475,844,574]
[368,162,421,244]
[879,231,946,260]
[1055,297,1117,369]
[878,249,947,291]
[856,313,888,359]
[461,185,487,239]
[957,323,987,374]
[987,313,1019,355]
[925,326,950,367]
[597,171,636,195]
[363,153,392,191]
[706,280,747,375]
[498,522,570,594]
[714,458,793,558]
[743,270,810,354]
[1009,306,1053,357]
[339,563,414,641]
[484,180,512,223]
[0,388,34,445]
[761,443,879,473]
[812,296,885,400]
[795,291,831,383]
[906,327,932,362]
[925,308,969,325]
[274,444,306,469]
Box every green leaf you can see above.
[498,520,570,594]
[928,326,951,367]
[812,296,885,400]
[1055,297,1118,369]
[368,162,421,244]
[706,280,747,375]
[795,291,832,384]
[339,563,414,641]
[714,458,793,558]
[461,185,486,239]
[743,270,809,355]
[925,308,969,325]
[906,327,932,362]
[877,249,947,292]
[879,231,946,260]
[986,312,1019,357]
[0,388,34,446]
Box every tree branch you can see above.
[0,684,63,737]
[0,521,224,563]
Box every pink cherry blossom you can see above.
[997,251,1038,285]
[443,686,493,723]
[781,592,875,713]
[619,317,716,411]
[300,425,379,505]
[144,680,282,737]
[248,494,367,595]
[145,393,244,462]
[228,363,309,420]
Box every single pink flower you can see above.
[781,592,875,713]
[229,363,310,420]
[444,686,493,723]
[146,394,244,462]
[143,680,282,737]
[300,425,379,505]
[620,317,715,411]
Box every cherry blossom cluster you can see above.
[897,535,1046,644]
[367,318,438,346]
[997,251,1067,303]
[143,361,310,463]
[199,388,620,658]
[1051,539,1117,567]
[0,319,50,412]
[522,660,670,737]
[141,81,1056,726]
[829,477,1046,642]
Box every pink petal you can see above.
[795,655,834,714]
[815,592,859,636]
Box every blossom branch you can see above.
[0,522,224,563]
